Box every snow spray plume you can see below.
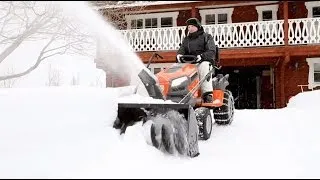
[54,1,154,89]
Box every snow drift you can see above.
[0,87,319,178]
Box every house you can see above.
[94,1,320,109]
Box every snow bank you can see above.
[285,90,320,178]
[287,90,320,109]
[0,87,320,178]
[0,87,119,178]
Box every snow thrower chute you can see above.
[114,54,235,157]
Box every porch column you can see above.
[280,53,290,107]
[284,1,289,46]
[280,1,290,107]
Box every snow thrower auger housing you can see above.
[114,53,235,157]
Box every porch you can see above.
[96,17,320,108]
[118,17,320,53]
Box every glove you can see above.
[176,54,183,63]
[195,55,202,63]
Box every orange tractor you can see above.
[114,51,235,157]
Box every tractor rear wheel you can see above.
[213,90,235,125]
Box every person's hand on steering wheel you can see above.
[176,54,183,62]
[195,55,202,63]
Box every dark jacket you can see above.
[177,26,216,64]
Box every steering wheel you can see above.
[179,55,198,63]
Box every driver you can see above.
[176,18,217,103]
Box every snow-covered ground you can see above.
[0,87,319,179]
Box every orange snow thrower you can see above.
[114,53,235,158]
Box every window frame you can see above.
[199,8,234,25]
[126,12,179,29]
[255,4,279,21]
[306,1,320,18]
[262,10,273,21]
[160,17,173,28]
[307,57,320,89]
[130,19,143,29]
[145,18,158,29]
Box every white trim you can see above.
[306,57,320,89]
[305,1,320,18]
[126,12,179,29]
[255,4,279,21]
[199,8,234,24]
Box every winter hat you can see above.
[186,18,201,29]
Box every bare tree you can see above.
[91,1,148,30]
[70,73,80,86]
[45,64,62,86]
[0,67,18,88]
[0,1,95,81]
[89,72,105,87]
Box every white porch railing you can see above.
[120,27,186,51]
[289,17,320,45]
[202,20,284,48]
[119,18,320,52]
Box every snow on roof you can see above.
[95,1,202,10]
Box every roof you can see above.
[95,1,202,10]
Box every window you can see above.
[205,14,215,24]
[145,18,158,29]
[312,6,320,18]
[262,10,273,21]
[307,58,320,89]
[256,4,278,21]
[126,12,178,29]
[161,17,173,27]
[203,13,227,24]
[131,19,143,29]
[218,14,228,24]
[314,63,320,82]
[199,8,234,25]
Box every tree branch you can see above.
[0,24,40,64]
[0,33,56,81]
[0,58,41,81]
[0,2,12,20]
[0,1,96,81]
[0,36,25,64]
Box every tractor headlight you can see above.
[171,76,188,90]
